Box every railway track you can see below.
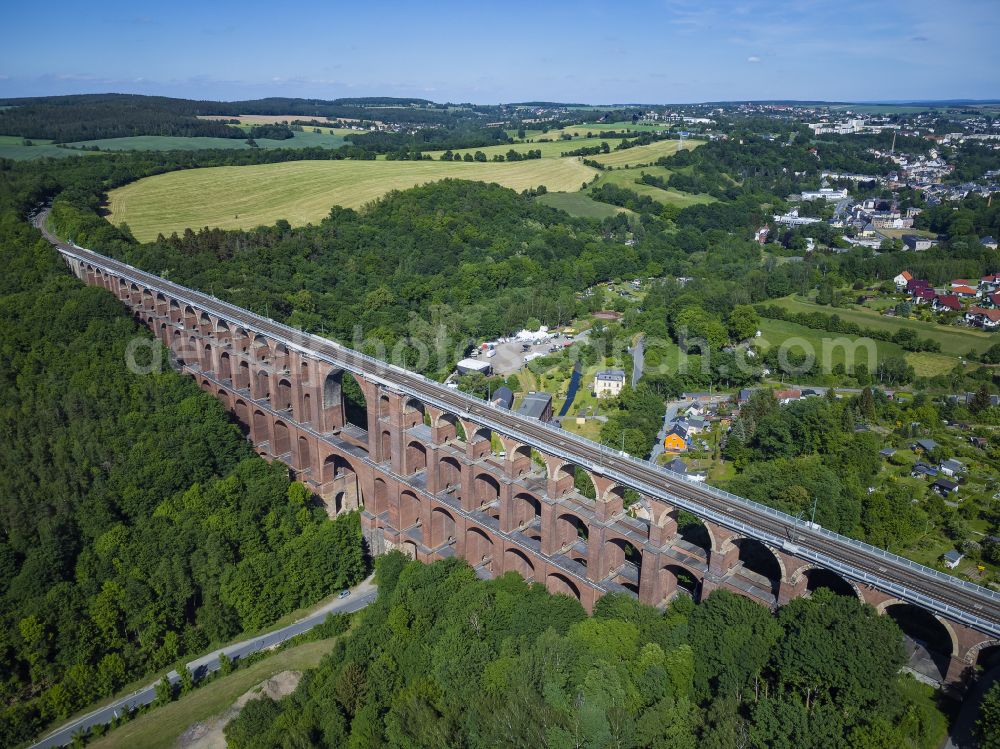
[40,213,1000,636]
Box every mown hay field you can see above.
[108,158,597,240]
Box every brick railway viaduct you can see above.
[52,236,1000,689]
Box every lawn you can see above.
[0,135,102,160]
[65,130,351,152]
[537,191,628,219]
[771,296,996,357]
[87,638,339,749]
[588,139,702,168]
[107,158,597,240]
[591,165,716,209]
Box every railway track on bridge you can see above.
[40,214,1000,637]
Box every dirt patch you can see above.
[175,670,302,749]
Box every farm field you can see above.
[108,158,597,240]
[536,191,628,219]
[65,130,351,152]
[588,139,701,167]
[424,135,613,161]
[591,165,716,208]
[0,135,101,160]
[771,296,996,356]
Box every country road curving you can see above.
[29,577,377,749]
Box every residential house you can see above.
[491,386,514,410]
[593,369,626,398]
[913,438,939,453]
[665,458,688,474]
[893,270,913,289]
[971,436,989,449]
[932,294,962,312]
[932,478,959,496]
[951,284,980,299]
[980,274,1000,293]
[774,389,802,404]
[965,306,1000,329]
[911,462,938,479]
[879,447,897,458]
[738,388,757,404]
[663,425,689,453]
[942,550,965,569]
[902,234,935,251]
[981,236,998,250]
[911,287,936,304]
[939,459,965,477]
[517,392,553,422]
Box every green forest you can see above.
[0,206,366,746]
[224,554,947,749]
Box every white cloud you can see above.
[747,55,761,63]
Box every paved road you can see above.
[650,401,683,461]
[41,217,1000,637]
[30,578,377,749]
[629,336,644,387]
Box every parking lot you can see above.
[470,332,580,375]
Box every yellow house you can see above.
[663,426,688,453]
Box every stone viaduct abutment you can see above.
[63,252,1000,688]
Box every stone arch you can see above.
[380,429,392,462]
[233,326,249,353]
[255,369,271,401]
[251,334,269,362]
[439,456,462,496]
[371,478,390,517]
[202,341,214,370]
[466,526,495,570]
[219,351,233,382]
[183,305,198,329]
[233,399,250,431]
[401,540,418,560]
[548,459,597,500]
[198,311,211,330]
[253,409,270,445]
[403,397,426,428]
[322,369,343,431]
[296,435,311,472]
[659,563,700,602]
[546,572,581,601]
[965,639,1000,669]
[155,292,168,315]
[603,536,643,593]
[676,514,711,558]
[399,490,421,530]
[430,506,457,549]
[217,389,231,410]
[215,318,230,341]
[406,440,428,474]
[276,378,294,414]
[272,342,290,372]
[507,443,533,477]
[141,288,154,311]
[168,298,181,323]
[272,420,291,456]
[799,566,863,600]
[512,492,541,530]
[342,373,369,431]
[879,601,958,681]
[555,512,589,550]
[236,359,251,390]
[433,411,462,443]
[474,472,501,507]
[504,547,535,581]
[733,537,784,600]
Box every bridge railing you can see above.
[60,246,1000,621]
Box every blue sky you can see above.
[2,0,997,103]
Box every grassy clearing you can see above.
[0,135,101,160]
[108,159,597,240]
[197,114,342,125]
[87,638,339,749]
[878,228,938,240]
[64,130,350,152]
[588,139,700,168]
[536,191,627,219]
[757,317,904,370]
[770,297,996,356]
[591,165,716,208]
